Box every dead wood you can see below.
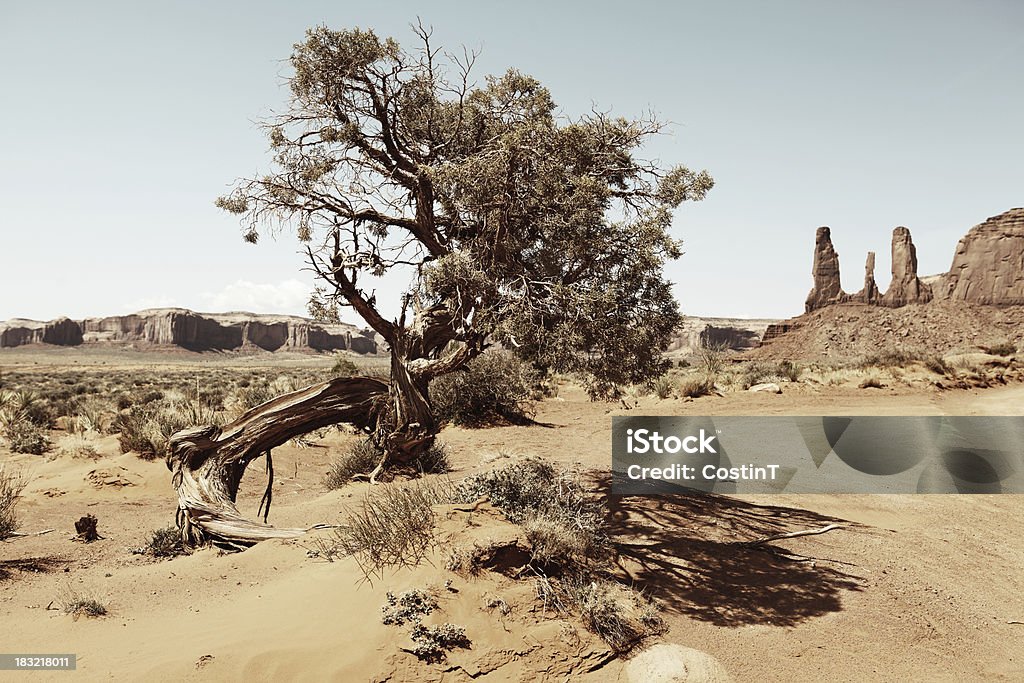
[167,376,388,550]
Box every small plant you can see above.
[5,421,51,455]
[332,479,456,579]
[59,587,108,619]
[144,526,185,558]
[330,355,359,377]
[324,439,383,489]
[652,374,674,399]
[677,375,715,398]
[923,355,951,375]
[380,589,469,662]
[381,589,438,626]
[0,465,25,540]
[697,339,729,376]
[859,375,885,389]
[987,341,1016,357]
[408,623,470,662]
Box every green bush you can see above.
[430,351,537,426]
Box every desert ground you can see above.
[1,348,1022,682]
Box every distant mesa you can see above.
[0,308,378,354]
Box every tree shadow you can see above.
[594,477,867,628]
[0,556,66,581]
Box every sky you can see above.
[1,1,1021,324]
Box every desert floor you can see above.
[1,352,1022,682]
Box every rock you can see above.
[881,227,932,307]
[666,317,779,354]
[943,208,1024,305]
[625,643,734,683]
[805,227,848,312]
[854,251,880,304]
[748,382,782,393]
[0,317,83,347]
[2,308,378,353]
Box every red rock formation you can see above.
[881,227,932,307]
[943,208,1024,305]
[805,227,848,312]
[0,317,83,347]
[853,251,880,304]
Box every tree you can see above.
[168,23,712,549]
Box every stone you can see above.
[881,227,932,307]
[2,308,377,353]
[855,251,880,304]
[943,208,1024,305]
[805,227,848,312]
[625,643,734,683]
[748,382,782,393]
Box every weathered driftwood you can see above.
[167,376,388,550]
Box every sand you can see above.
[2,377,1023,681]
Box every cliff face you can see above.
[667,317,779,354]
[1,308,377,353]
[943,208,1024,305]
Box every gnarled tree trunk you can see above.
[167,304,482,550]
[167,376,387,550]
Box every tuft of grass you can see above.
[324,439,451,490]
[677,375,715,398]
[330,355,358,377]
[0,465,25,540]
[652,374,674,399]
[59,587,108,619]
[923,355,951,375]
[323,439,383,489]
[331,478,456,580]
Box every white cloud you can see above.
[199,279,311,315]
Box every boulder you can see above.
[943,208,1024,305]
[881,227,932,307]
[748,382,782,393]
[805,227,848,312]
[625,643,734,683]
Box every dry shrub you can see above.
[677,374,715,398]
[652,374,675,399]
[987,341,1016,357]
[742,360,800,388]
[332,478,456,580]
[430,350,537,426]
[144,526,185,558]
[0,465,25,540]
[535,575,664,653]
[859,375,885,389]
[458,458,608,571]
[324,439,451,490]
[114,400,222,459]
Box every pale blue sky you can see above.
[1,1,1021,324]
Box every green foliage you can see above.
[219,24,711,391]
[430,351,537,426]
